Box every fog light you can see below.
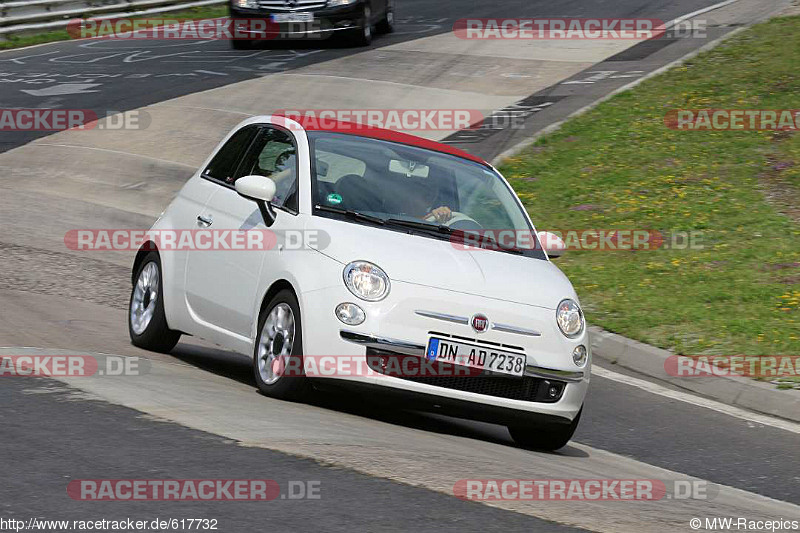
[548,385,560,398]
[572,345,588,367]
[336,302,365,325]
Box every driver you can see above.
[424,206,453,224]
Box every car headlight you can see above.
[556,299,584,338]
[234,0,258,8]
[343,261,390,301]
[327,0,358,6]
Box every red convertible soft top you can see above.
[275,114,489,167]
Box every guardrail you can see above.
[1,0,226,39]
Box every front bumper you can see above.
[229,2,365,37]
[299,282,590,424]
[340,329,586,383]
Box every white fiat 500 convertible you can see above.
[128,115,589,450]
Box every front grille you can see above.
[257,0,327,10]
[366,349,566,403]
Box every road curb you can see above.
[589,326,800,423]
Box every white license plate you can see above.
[272,13,314,23]
[426,337,526,377]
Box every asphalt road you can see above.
[1,0,798,531]
[0,376,580,533]
[1,0,737,155]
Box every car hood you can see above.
[310,217,577,310]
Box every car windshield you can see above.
[308,132,545,258]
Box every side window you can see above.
[315,149,366,184]
[457,173,516,230]
[238,127,298,212]
[203,126,257,184]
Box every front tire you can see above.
[508,408,582,451]
[253,289,310,401]
[128,252,181,353]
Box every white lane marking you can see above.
[28,143,198,169]
[21,83,101,96]
[154,104,251,116]
[0,49,60,61]
[667,0,741,29]
[593,365,800,435]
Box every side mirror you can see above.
[236,175,276,202]
[235,175,277,226]
[538,231,566,258]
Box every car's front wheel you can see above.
[128,252,181,353]
[253,289,310,401]
[507,408,582,451]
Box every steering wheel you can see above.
[425,211,483,231]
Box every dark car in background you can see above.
[229,0,394,48]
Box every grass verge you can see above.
[0,5,227,51]
[500,15,800,386]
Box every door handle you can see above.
[197,214,213,227]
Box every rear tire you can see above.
[253,289,311,401]
[128,252,181,353]
[376,0,394,34]
[348,5,373,46]
[508,408,582,451]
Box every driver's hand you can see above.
[427,206,453,224]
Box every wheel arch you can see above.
[251,279,301,358]
[131,242,159,285]
[256,279,300,330]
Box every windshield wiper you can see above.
[314,205,386,226]
[317,208,525,255]
[383,218,451,234]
